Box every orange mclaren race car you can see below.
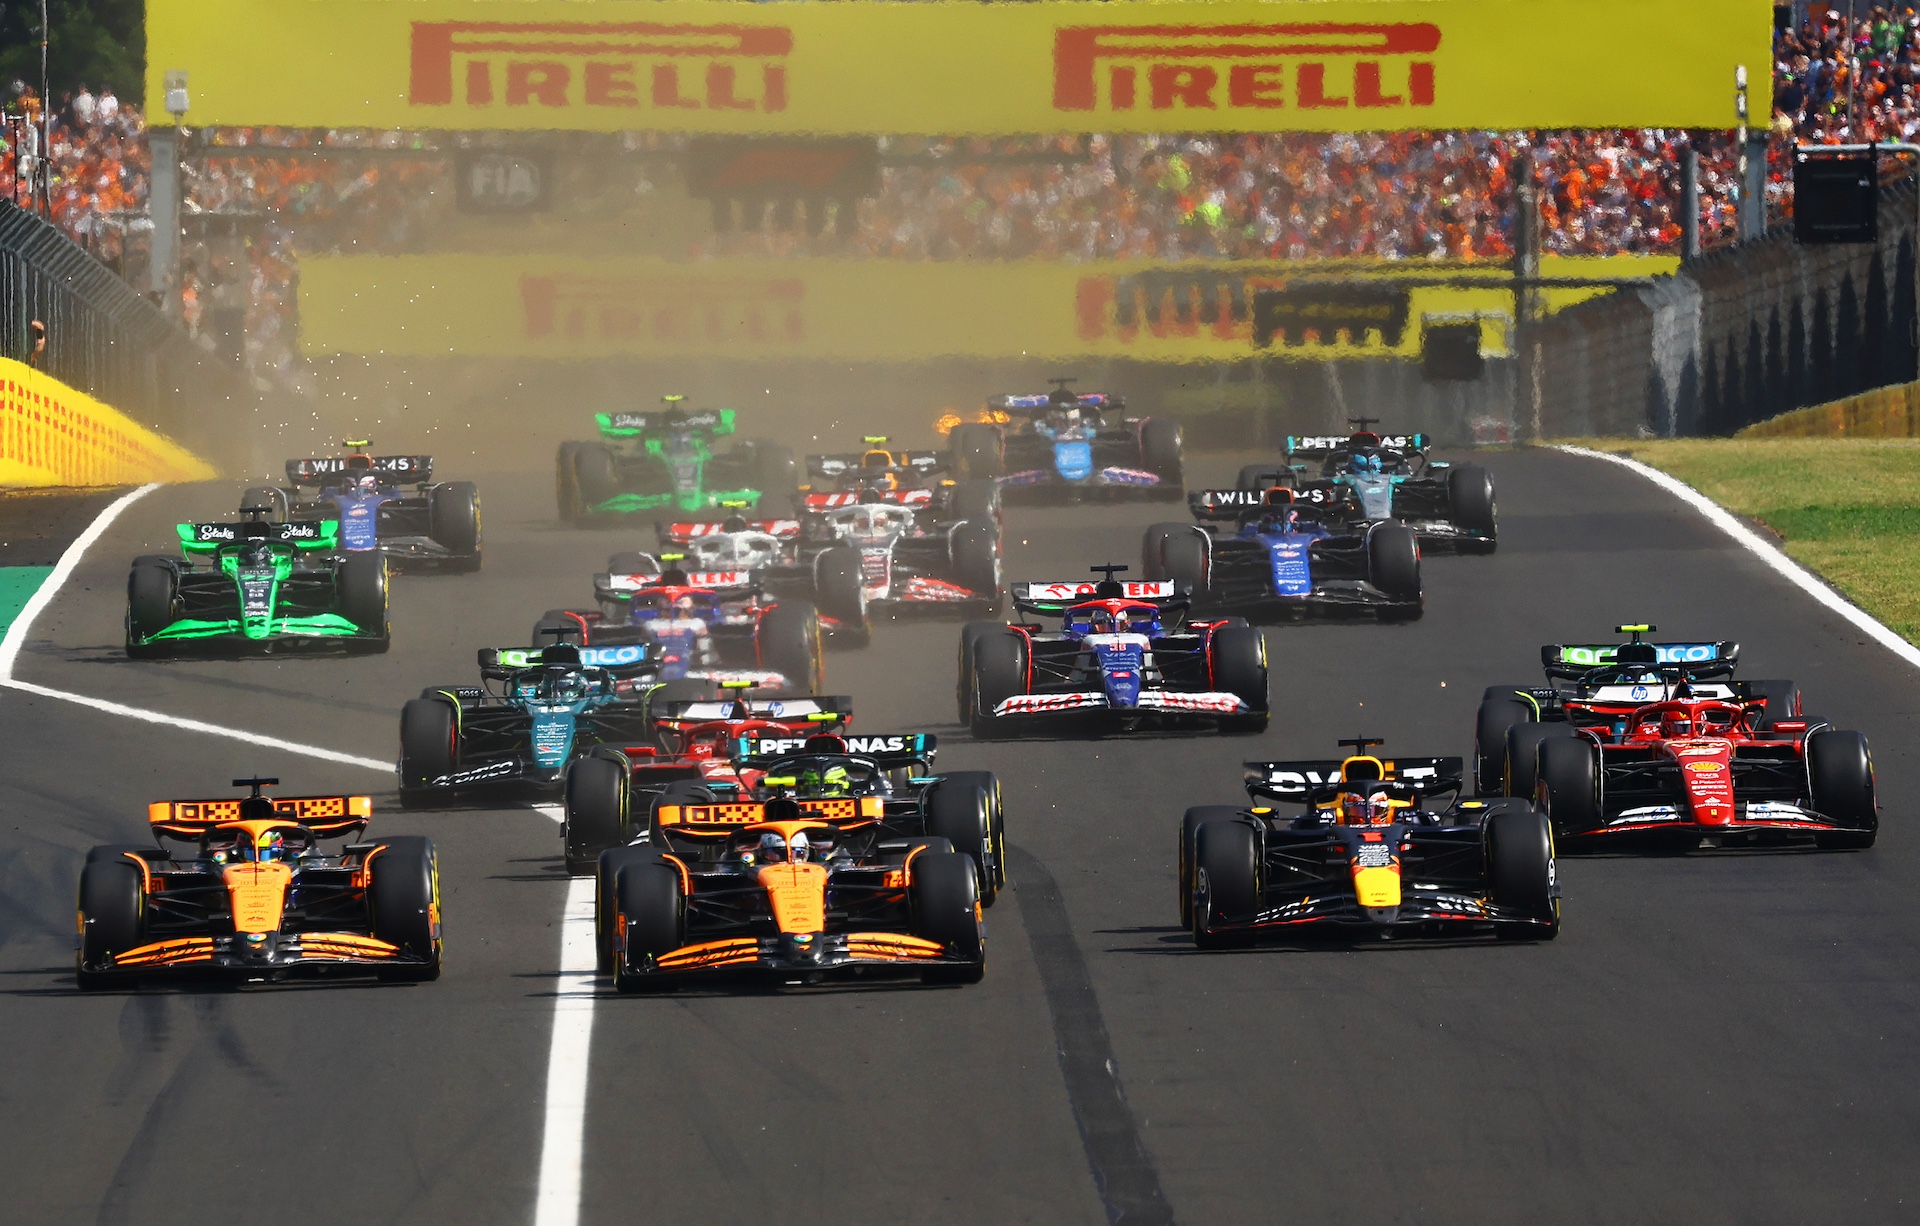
[74,778,441,988]
[597,786,984,991]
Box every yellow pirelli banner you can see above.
[297,254,1676,364]
[150,0,1767,135]
[0,359,217,486]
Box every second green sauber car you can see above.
[555,396,797,524]
[125,510,391,657]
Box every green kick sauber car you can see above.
[555,397,798,523]
[125,514,391,657]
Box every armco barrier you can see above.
[1736,381,1920,438]
[0,357,215,486]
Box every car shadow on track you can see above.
[1096,926,1554,955]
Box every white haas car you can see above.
[957,567,1268,738]
[774,490,1002,645]
[530,557,824,696]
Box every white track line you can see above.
[1554,444,1920,671]
[6,485,596,1226]
[0,481,394,770]
[530,804,596,1226]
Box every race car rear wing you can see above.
[659,521,801,544]
[178,520,337,553]
[989,392,1122,413]
[1284,432,1427,456]
[147,794,372,841]
[655,795,886,829]
[807,451,945,480]
[730,731,935,768]
[1244,756,1464,803]
[594,570,758,599]
[652,695,852,728]
[803,489,935,511]
[1012,579,1191,613]
[597,409,734,438]
[285,455,433,486]
[479,645,657,674]
[1186,486,1356,522]
[1541,641,1739,679]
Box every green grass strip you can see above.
[0,565,55,639]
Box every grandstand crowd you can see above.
[0,7,1910,383]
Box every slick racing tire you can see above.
[813,546,871,645]
[949,521,1003,610]
[398,697,458,805]
[1504,721,1571,802]
[429,481,483,570]
[370,837,442,980]
[1208,624,1269,734]
[1179,806,1243,929]
[1191,820,1259,949]
[956,621,1004,725]
[751,442,800,513]
[950,423,1003,480]
[911,850,984,984]
[1535,736,1602,838]
[1365,523,1422,601]
[573,445,621,515]
[755,600,824,693]
[1809,729,1877,849]
[1488,807,1559,941]
[1141,419,1184,490]
[75,859,145,990]
[338,552,391,644]
[968,630,1027,740]
[1745,680,1801,731]
[126,557,178,657]
[1447,463,1498,553]
[612,863,685,994]
[240,486,288,521]
[564,756,629,876]
[1236,463,1294,492]
[938,770,1007,893]
[556,442,583,522]
[951,478,1001,527]
[1141,522,1186,580]
[924,778,997,906]
[1476,696,1534,796]
[596,846,669,975]
[1157,527,1210,592]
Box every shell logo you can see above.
[1686,761,1725,773]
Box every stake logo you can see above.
[410,21,792,113]
[520,274,805,345]
[1053,22,1440,114]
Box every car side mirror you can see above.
[477,648,499,668]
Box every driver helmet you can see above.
[673,595,697,615]
[798,764,852,797]
[788,831,812,864]
[255,829,290,862]
[1662,710,1693,738]
[1346,791,1393,826]
[721,514,749,533]
[356,473,380,494]
[1349,452,1384,477]
[756,831,788,864]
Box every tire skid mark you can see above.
[1009,846,1174,1226]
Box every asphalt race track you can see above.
[1,447,1916,1225]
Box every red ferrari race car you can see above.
[531,557,824,696]
[558,684,853,872]
[1530,694,1877,851]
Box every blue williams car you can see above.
[1236,419,1496,554]
[244,440,483,572]
[1143,487,1422,622]
[958,566,1267,738]
[397,643,661,806]
[946,379,1183,503]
